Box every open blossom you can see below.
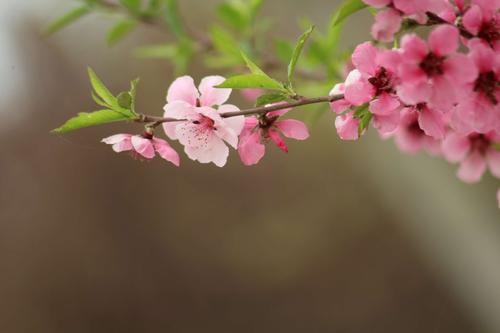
[389,107,441,155]
[102,133,180,166]
[442,131,500,183]
[397,25,478,114]
[332,42,402,137]
[162,76,244,167]
[462,0,500,50]
[451,39,500,134]
[238,107,309,165]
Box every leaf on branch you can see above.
[255,93,287,107]
[165,0,186,39]
[331,0,368,27]
[107,19,137,46]
[87,67,117,107]
[216,74,286,92]
[352,103,372,136]
[134,44,177,58]
[51,109,134,134]
[44,5,91,35]
[288,25,315,85]
[119,0,141,14]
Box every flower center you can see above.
[368,67,394,95]
[474,71,499,105]
[193,116,215,129]
[469,133,491,155]
[478,18,500,48]
[420,52,445,77]
[407,119,424,137]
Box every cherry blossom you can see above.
[462,0,500,50]
[102,133,180,166]
[162,76,245,167]
[442,131,500,183]
[238,107,309,165]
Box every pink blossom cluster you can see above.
[334,0,499,205]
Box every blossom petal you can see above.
[462,5,483,35]
[131,136,155,159]
[238,131,266,166]
[373,111,400,134]
[268,129,288,152]
[218,105,245,135]
[275,119,309,140]
[163,100,197,119]
[153,138,180,166]
[418,106,446,139]
[369,93,401,116]
[457,151,487,183]
[372,8,403,43]
[102,134,132,145]
[352,42,379,75]
[335,113,360,141]
[344,71,375,106]
[401,34,428,62]
[428,25,459,56]
[166,76,199,105]
[397,81,432,105]
[198,76,231,106]
[444,54,478,84]
[442,132,471,162]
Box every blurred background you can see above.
[1,0,500,332]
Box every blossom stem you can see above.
[137,94,345,127]
[425,12,475,39]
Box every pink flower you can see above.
[102,133,180,166]
[397,25,478,113]
[442,131,500,183]
[451,39,500,134]
[390,108,441,155]
[238,107,309,166]
[335,113,360,141]
[334,43,403,136]
[462,1,500,50]
[372,8,403,42]
[162,76,245,167]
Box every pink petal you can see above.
[373,111,401,134]
[152,138,180,166]
[487,149,500,178]
[344,70,375,106]
[102,134,133,153]
[352,42,379,75]
[335,113,360,141]
[418,106,446,139]
[428,25,459,56]
[218,105,245,135]
[463,5,483,35]
[163,122,180,140]
[401,34,428,62]
[376,49,402,73]
[468,39,497,73]
[397,81,432,105]
[131,136,155,159]
[275,119,309,140]
[238,131,266,166]
[198,76,231,106]
[369,93,401,116]
[395,128,423,154]
[429,76,457,111]
[398,63,427,84]
[166,76,199,105]
[185,136,229,167]
[393,0,425,14]
[362,0,391,8]
[444,54,478,84]
[268,129,288,153]
[330,84,351,114]
[457,151,487,183]
[371,8,403,42]
[441,132,471,162]
[163,100,197,119]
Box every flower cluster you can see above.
[333,0,500,206]
[99,0,499,207]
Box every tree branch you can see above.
[137,94,345,127]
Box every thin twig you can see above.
[137,94,344,128]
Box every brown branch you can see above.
[137,94,344,128]
[425,12,474,39]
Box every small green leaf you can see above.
[288,25,315,85]
[51,109,134,134]
[91,92,110,108]
[134,44,177,58]
[240,51,266,75]
[217,3,247,31]
[165,0,185,39]
[117,92,133,109]
[107,19,137,46]
[119,0,141,13]
[217,74,285,91]
[358,112,373,136]
[255,93,287,107]
[87,67,117,107]
[331,0,368,27]
[44,5,90,35]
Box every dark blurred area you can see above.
[1,1,499,332]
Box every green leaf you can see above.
[217,74,285,91]
[117,92,133,109]
[91,92,110,108]
[51,109,134,134]
[255,93,287,107]
[165,0,185,39]
[106,19,137,46]
[331,0,368,27]
[358,112,373,136]
[44,5,90,35]
[87,67,117,107]
[217,3,247,31]
[240,51,266,75]
[134,44,177,58]
[288,25,315,84]
[119,0,141,13]
[210,25,242,61]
